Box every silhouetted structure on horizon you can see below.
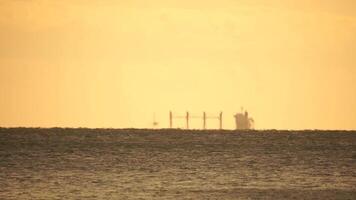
[169,111,223,130]
[234,109,254,130]
[168,109,254,130]
[152,113,159,128]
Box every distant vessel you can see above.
[234,108,254,130]
[152,113,159,128]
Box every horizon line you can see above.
[0,127,355,132]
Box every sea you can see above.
[0,128,355,199]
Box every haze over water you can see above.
[1,0,356,130]
[1,1,356,199]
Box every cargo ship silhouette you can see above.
[168,108,254,130]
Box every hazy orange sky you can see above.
[0,0,355,129]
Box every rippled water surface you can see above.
[0,128,355,199]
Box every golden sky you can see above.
[0,0,355,129]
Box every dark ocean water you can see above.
[0,128,355,199]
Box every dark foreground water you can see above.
[0,128,355,199]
